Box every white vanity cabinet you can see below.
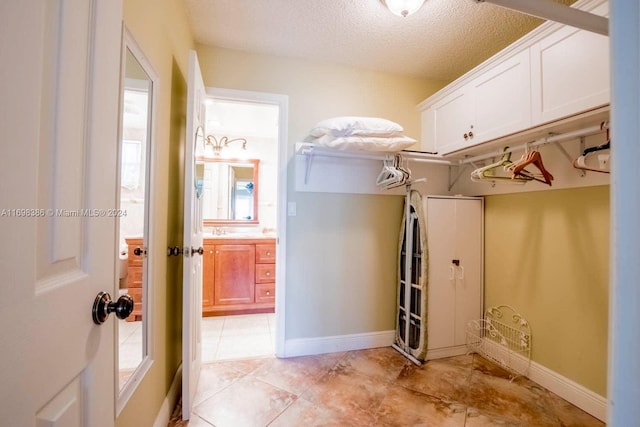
[420,0,609,155]
[530,1,609,125]
[426,196,483,360]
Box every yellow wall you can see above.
[196,45,446,339]
[117,0,193,425]
[484,185,609,396]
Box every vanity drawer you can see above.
[255,244,276,264]
[126,266,143,288]
[255,263,275,283]
[255,283,275,303]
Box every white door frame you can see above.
[206,87,289,357]
[608,0,640,424]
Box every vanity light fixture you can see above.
[381,0,426,17]
[205,135,248,156]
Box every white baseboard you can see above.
[526,358,607,422]
[465,341,607,422]
[425,345,468,360]
[153,363,182,427]
[283,330,395,358]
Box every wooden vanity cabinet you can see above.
[125,237,144,322]
[202,238,276,316]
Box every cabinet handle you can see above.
[449,265,455,281]
[209,250,213,254]
[468,131,473,138]
[266,290,271,296]
[267,251,271,256]
[215,250,219,254]
[266,272,271,276]
[463,133,468,140]
[457,266,465,280]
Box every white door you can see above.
[0,0,123,425]
[182,50,206,420]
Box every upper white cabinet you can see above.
[420,0,609,156]
[530,2,609,125]
[421,87,472,155]
[470,50,532,148]
[422,50,531,155]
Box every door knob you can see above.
[92,292,134,325]
[133,247,147,256]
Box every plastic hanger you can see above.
[470,148,532,184]
[509,149,554,186]
[384,155,412,189]
[573,128,611,174]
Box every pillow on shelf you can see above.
[309,116,404,138]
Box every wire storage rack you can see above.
[466,305,531,379]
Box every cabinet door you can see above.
[471,49,532,144]
[452,199,483,347]
[202,244,216,310]
[530,2,609,125]
[427,197,483,352]
[427,198,458,350]
[426,87,474,155]
[214,244,256,305]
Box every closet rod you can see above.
[459,124,604,165]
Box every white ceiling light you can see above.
[382,0,426,17]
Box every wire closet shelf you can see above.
[466,305,532,379]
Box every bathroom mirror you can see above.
[115,28,156,409]
[201,158,259,225]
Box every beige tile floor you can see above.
[201,313,276,362]
[169,341,604,426]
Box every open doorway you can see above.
[199,88,286,361]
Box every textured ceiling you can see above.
[183,0,576,82]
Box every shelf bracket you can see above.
[448,164,469,192]
[304,150,315,185]
[550,136,585,177]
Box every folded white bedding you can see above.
[310,134,416,152]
